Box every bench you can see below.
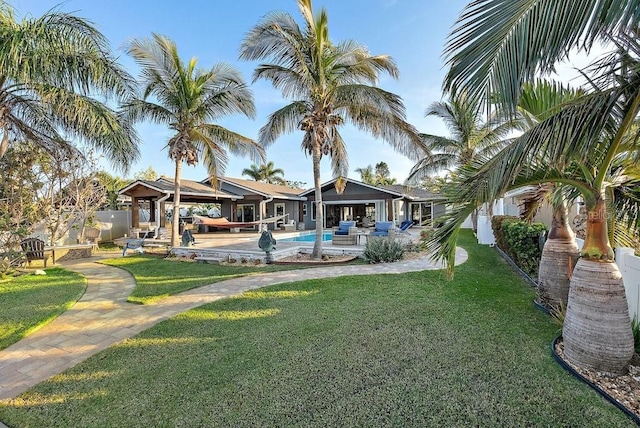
[42,243,94,264]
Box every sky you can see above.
[11,0,591,187]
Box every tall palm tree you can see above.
[124,34,265,247]
[407,93,515,183]
[242,161,286,185]
[440,0,640,374]
[0,4,139,168]
[240,0,425,258]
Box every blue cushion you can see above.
[374,221,393,232]
[370,230,388,237]
[338,221,355,229]
[334,230,349,235]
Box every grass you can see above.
[0,231,634,427]
[100,255,305,304]
[0,268,86,351]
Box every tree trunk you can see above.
[311,143,323,259]
[562,259,634,374]
[537,203,579,309]
[562,197,633,374]
[171,160,182,247]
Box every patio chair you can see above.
[370,221,395,237]
[332,221,357,245]
[397,220,414,234]
[20,237,49,268]
[84,227,101,250]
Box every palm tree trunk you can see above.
[311,143,323,259]
[0,128,9,159]
[537,202,579,309]
[562,196,633,374]
[171,159,182,247]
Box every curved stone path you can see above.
[0,248,467,402]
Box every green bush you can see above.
[363,236,404,263]
[501,220,548,278]
[491,215,518,251]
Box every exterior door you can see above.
[237,204,255,222]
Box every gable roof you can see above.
[298,177,405,197]
[205,176,306,201]
[119,178,241,199]
[378,184,446,201]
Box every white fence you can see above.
[616,247,640,322]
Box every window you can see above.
[303,204,307,217]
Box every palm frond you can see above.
[258,101,308,146]
[443,0,640,109]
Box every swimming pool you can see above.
[280,232,333,242]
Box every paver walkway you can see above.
[0,248,467,403]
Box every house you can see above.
[119,177,306,232]
[298,178,447,230]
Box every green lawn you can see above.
[101,256,304,304]
[0,268,86,351]
[0,232,633,427]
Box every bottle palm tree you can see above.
[440,0,640,374]
[0,4,139,168]
[240,0,425,258]
[242,161,286,185]
[124,34,265,247]
[433,47,640,373]
[517,80,585,310]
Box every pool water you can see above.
[280,232,333,242]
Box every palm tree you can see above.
[374,162,397,185]
[124,34,265,247]
[440,0,640,374]
[240,0,425,258]
[242,161,286,185]
[517,80,585,310]
[0,4,139,168]
[407,93,515,183]
[354,165,375,185]
[433,46,640,374]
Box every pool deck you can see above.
[127,228,420,263]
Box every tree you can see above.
[95,171,129,210]
[242,161,286,185]
[0,4,139,169]
[124,34,265,247]
[240,0,425,258]
[374,162,397,185]
[286,180,307,190]
[134,166,159,181]
[406,93,515,183]
[517,80,584,311]
[355,162,397,185]
[354,165,375,185]
[441,0,640,374]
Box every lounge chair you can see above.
[370,221,395,237]
[397,220,414,234]
[332,221,357,245]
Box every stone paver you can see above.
[0,248,467,403]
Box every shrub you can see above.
[491,215,518,251]
[501,220,547,278]
[363,237,404,263]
